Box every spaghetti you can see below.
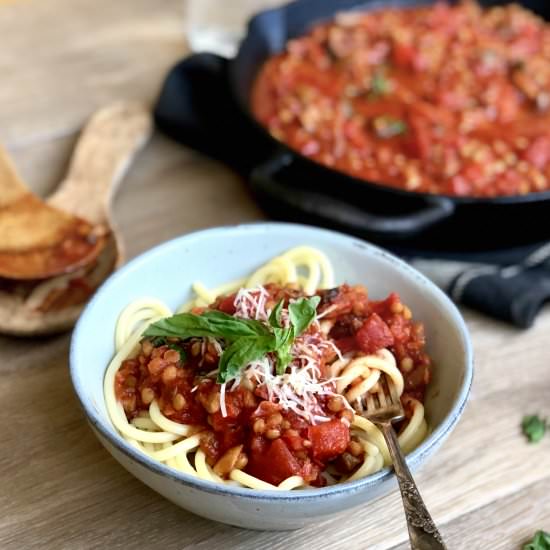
[104,246,429,490]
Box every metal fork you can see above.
[362,375,447,550]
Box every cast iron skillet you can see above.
[155,0,550,253]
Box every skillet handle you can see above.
[154,53,256,171]
[250,153,455,238]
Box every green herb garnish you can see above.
[150,336,167,347]
[372,115,407,139]
[147,336,187,362]
[144,296,321,383]
[144,310,271,340]
[268,299,284,329]
[288,296,319,336]
[524,530,550,550]
[218,334,277,383]
[522,415,547,443]
[272,327,294,376]
[167,343,187,361]
[369,67,391,98]
[268,296,321,375]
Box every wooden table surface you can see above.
[1,1,549,548]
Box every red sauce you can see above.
[116,284,431,486]
[251,1,550,197]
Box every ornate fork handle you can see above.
[379,422,447,550]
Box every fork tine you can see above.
[387,376,401,406]
[361,373,404,423]
[377,382,388,408]
[366,392,376,412]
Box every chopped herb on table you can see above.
[524,530,550,550]
[522,415,547,443]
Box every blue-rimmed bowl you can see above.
[70,222,473,530]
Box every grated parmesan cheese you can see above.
[217,287,351,422]
[234,286,270,321]
[219,382,227,417]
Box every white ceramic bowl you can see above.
[70,222,473,530]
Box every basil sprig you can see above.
[144,310,271,340]
[143,296,321,383]
[218,334,277,383]
[288,296,320,335]
[524,530,550,550]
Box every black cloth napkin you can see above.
[401,242,550,328]
[154,57,550,330]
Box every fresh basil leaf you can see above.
[143,310,269,340]
[522,415,547,443]
[273,327,292,348]
[288,296,321,337]
[524,530,550,550]
[273,327,294,375]
[201,310,271,336]
[269,299,284,329]
[217,335,276,383]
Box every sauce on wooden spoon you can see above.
[0,145,108,279]
[0,101,152,335]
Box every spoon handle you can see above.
[380,422,447,550]
[48,102,152,225]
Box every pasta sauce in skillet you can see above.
[252,1,550,197]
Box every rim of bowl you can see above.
[70,222,473,502]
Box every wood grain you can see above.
[0,0,549,549]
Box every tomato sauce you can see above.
[115,284,431,486]
[251,1,550,197]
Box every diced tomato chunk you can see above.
[461,162,484,184]
[496,83,520,123]
[249,434,268,455]
[523,135,550,169]
[448,175,472,196]
[203,425,243,460]
[333,336,357,354]
[371,292,400,318]
[386,314,411,344]
[343,120,369,150]
[217,294,237,314]
[405,116,432,160]
[308,419,350,461]
[247,439,301,485]
[355,313,394,354]
[392,42,416,68]
[282,431,304,451]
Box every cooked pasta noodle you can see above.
[104,246,429,490]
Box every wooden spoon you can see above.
[0,145,108,280]
[0,101,152,336]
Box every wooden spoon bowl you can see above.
[0,102,152,336]
[0,146,108,280]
